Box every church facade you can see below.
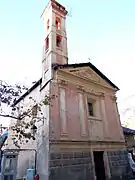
[7,0,132,180]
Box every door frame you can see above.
[91,149,111,180]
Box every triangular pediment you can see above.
[60,66,114,89]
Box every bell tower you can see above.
[41,0,68,87]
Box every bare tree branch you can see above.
[0,114,20,120]
[0,79,57,148]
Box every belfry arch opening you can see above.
[56,17,61,30]
[47,19,49,30]
[56,35,62,47]
[45,36,49,50]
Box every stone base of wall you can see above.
[49,152,94,180]
[49,150,134,180]
[107,150,134,180]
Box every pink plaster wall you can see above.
[104,95,123,140]
[65,83,89,140]
[50,82,89,140]
[50,81,60,140]
[50,81,124,142]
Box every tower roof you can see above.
[41,0,68,18]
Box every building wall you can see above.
[49,142,133,180]
[7,83,50,180]
[49,150,94,180]
[49,68,132,180]
[49,151,133,180]
[7,66,128,180]
[107,150,133,179]
[124,133,135,148]
[50,68,124,143]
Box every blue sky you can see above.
[0,0,135,103]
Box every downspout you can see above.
[34,149,37,174]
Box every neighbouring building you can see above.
[7,0,133,180]
[123,126,135,149]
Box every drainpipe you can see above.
[34,150,37,175]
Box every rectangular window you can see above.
[88,102,94,116]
